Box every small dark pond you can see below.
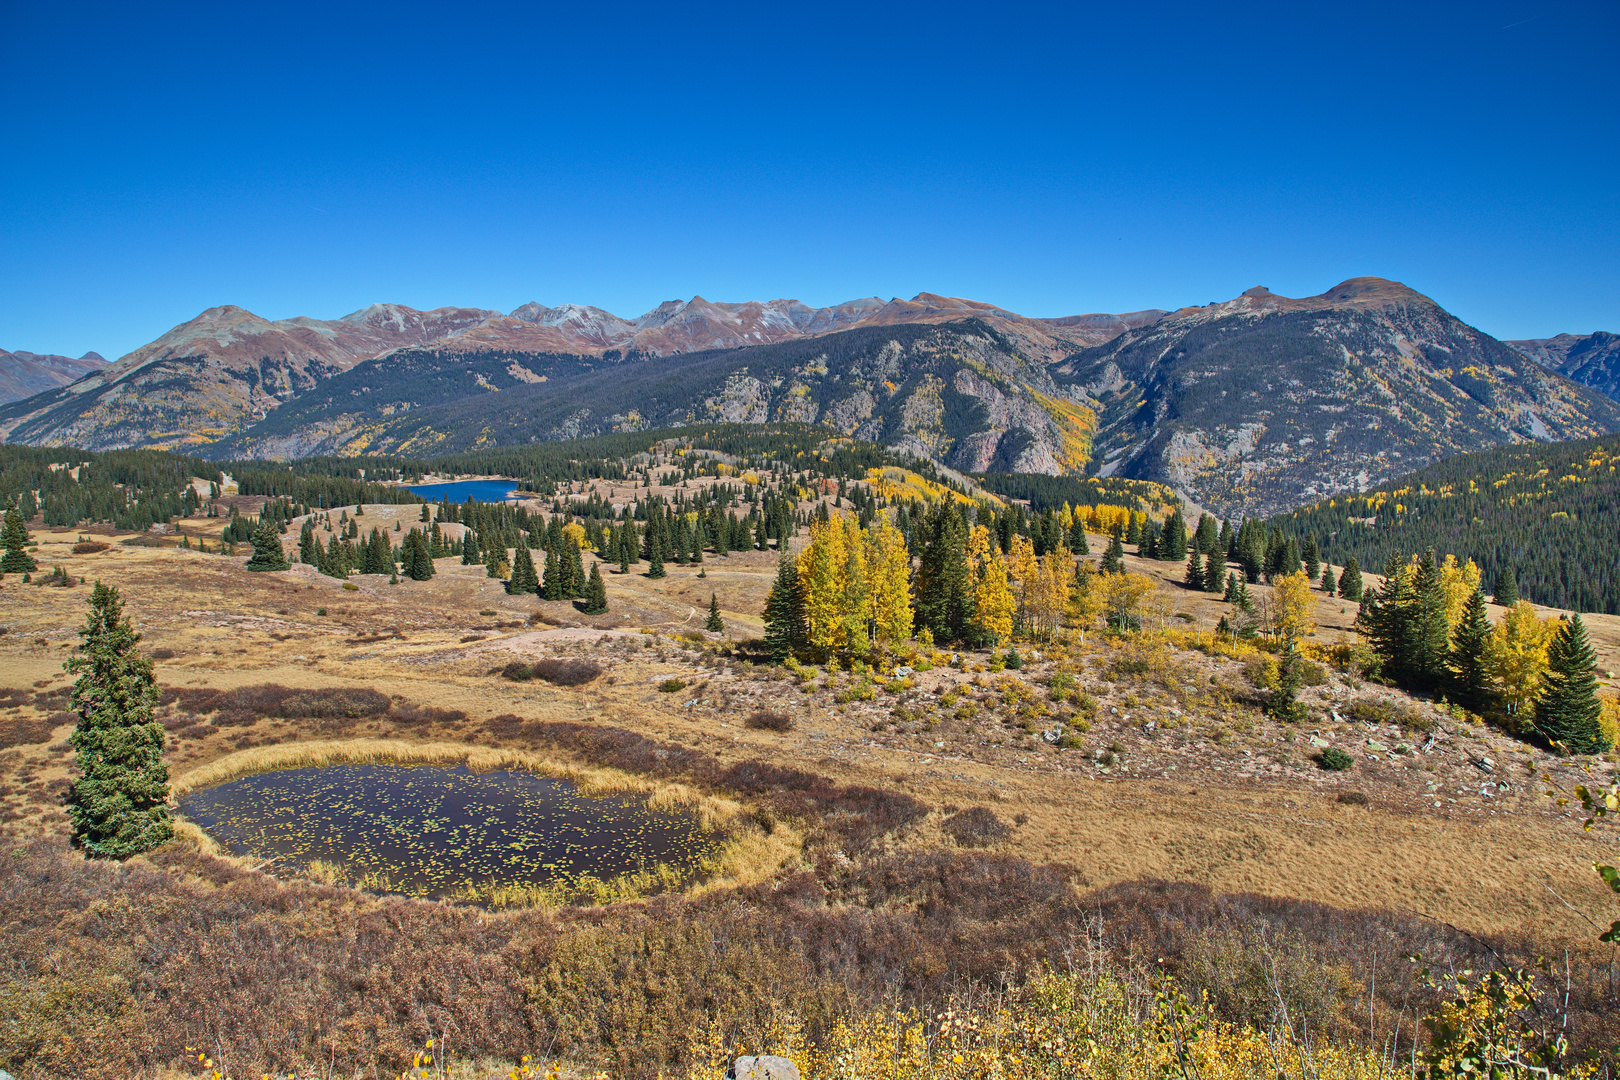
[179,764,720,901]
[404,478,525,503]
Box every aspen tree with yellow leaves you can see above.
[864,516,913,649]
[966,524,1015,646]
[1067,557,1103,644]
[1485,600,1556,727]
[797,517,852,659]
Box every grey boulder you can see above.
[728,1056,800,1080]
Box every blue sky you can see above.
[2,0,1615,360]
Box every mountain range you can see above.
[0,349,107,405]
[1507,331,1620,402]
[2,279,1617,518]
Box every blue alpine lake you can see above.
[404,478,526,503]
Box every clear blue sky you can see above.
[2,0,1615,360]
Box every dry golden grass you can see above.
[1,515,1616,941]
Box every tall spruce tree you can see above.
[581,561,608,615]
[706,593,724,632]
[1320,565,1335,595]
[506,542,538,594]
[541,540,564,599]
[1535,613,1605,754]
[245,521,290,571]
[1204,554,1225,593]
[1447,587,1495,715]
[402,528,435,580]
[1099,528,1125,575]
[1493,567,1519,607]
[915,507,971,640]
[1184,552,1205,589]
[762,554,806,660]
[1411,550,1451,690]
[1359,555,1418,685]
[2,505,38,573]
[1337,557,1363,602]
[65,582,172,858]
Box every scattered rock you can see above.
[1309,736,1330,748]
[894,666,913,678]
[729,1055,800,1080]
[1366,739,1388,752]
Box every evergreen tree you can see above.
[1223,572,1238,603]
[1099,528,1125,575]
[1447,587,1495,715]
[1493,567,1519,607]
[1194,513,1219,556]
[706,593,724,632]
[402,528,435,581]
[461,528,481,565]
[65,583,172,858]
[1204,554,1225,593]
[1160,511,1187,561]
[506,543,538,594]
[1411,549,1451,690]
[1265,646,1308,723]
[1337,558,1363,602]
[582,561,608,615]
[762,554,806,661]
[1320,565,1335,595]
[244,521,290,571]
[541,540,563,599]
[1301,535,1320,581]
[2,505,38,573]
[646,543,666,578]
[1183,552,1205,589]
[914,508,971,641]
[1534,614,1605,754]
[1235,575,1254,612]
[566,541,586,598]
[298,519,317,565]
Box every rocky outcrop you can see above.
[1509,331,1620,402]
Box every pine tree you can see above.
[1535,613,1605,754]
[706,593,724,632]
[65,583,172,858]
[915,508,971,641]
[1337,558,1363,602]
[245,521,290,571]
[1204,554,1224,593]
[567,541,586,598]
[762,554,806,661]
[1448,587,1494,715]
[541,540,563,599]
[506,543,538,594]
[1301,535,1320,581]
[298,520,317,565]
[1411,549,1451,691]
[1320,565,1335,595]
[646,543,666,578]
[402,528,435,581]
[1183,552,1205,589]
[2,505,38,573]
[1265,646,1308,723]
[1235,576,1254,612]
[1493,567,1518,607]
[485,543,505,579]
[582,561,608,615]
[1223,572,1238,603]
[462,529,481,565]
[1099,529,1125,575]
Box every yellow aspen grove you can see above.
[1067,557,1103,644]
[1274,570,1316,644]
[796,518,850,658]
[562,521,590,550]
[864,516,913,648]
[1007,534,1039,630]
[1437,554,1482,629]
[972,552,1016,645]
[1099,570,1155,631]
[1485,600,1555,725]
[1025,544,1072,641]
[840,518,872,656]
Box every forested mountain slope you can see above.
[1057,279,1620,519]
[1264,432,1620,614]
[215,321,1103,475]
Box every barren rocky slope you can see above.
[1056,278,1620,517]
[1509,330,1620,402]
[0,349,105,405]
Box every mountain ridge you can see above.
[0,349,107,405]
[1508,331,1620,402]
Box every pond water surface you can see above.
[179,764,719,900]
[404,478,526,503]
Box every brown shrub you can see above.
[744,710,794,732]
[500,659,602,686]
[942,806,1012,848]
[71,541,110,554]
[0,716,57,748]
